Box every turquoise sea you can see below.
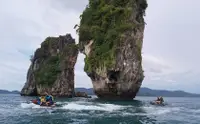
[0,94,199,124]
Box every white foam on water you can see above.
[119,106,181,118]
[20,103,51,109]
[62,102,125,112]
[194,109,200,113]
[21,103,36,108]
[142,106,181,115]
[55,101,69,105]
[68,119,88,124]
[121,112,143,116]
[187,108,200,114]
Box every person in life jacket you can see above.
[36,97,41,105]
[155,96,164,104]
[40,96,46,106]
[159,96,164,103]
[45,93,54,106]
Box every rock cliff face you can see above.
[21,34,78,97]
[78,0,148,99]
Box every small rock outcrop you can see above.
[75,92,91,98]
[21,34,78,97]
[78,0,148,100]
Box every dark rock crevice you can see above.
[107,70,120,82]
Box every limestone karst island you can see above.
[21,0,148,100]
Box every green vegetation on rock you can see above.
[35,55,61,86]
[78,0,147,73]
[21,33,78,96]
[33,37,62,86]
[33,37,78,86]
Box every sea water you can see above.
[0,94,199,124]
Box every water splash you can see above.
[61,101,126,112]
[20,103,51,109]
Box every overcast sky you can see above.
[0,0,200,93]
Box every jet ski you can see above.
[150,101,166,106]
[31,99,56,107]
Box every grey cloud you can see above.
[143,0,200,71]
[51,0,88,12]
[0,0,87,90]
[148,68,162,74]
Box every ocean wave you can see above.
[142,106,181,115]
[61,102,126,112]
[20,103,52,109]
[185,108,200,114]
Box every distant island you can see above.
[2,87,200,97]
[0,90,20,94]
[75,87,200,97]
